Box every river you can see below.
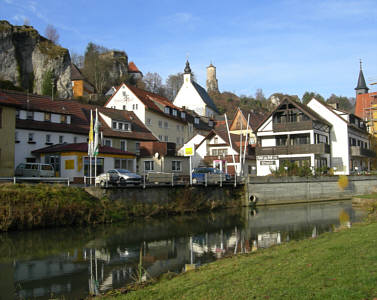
[0,200,365,300]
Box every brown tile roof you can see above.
[128,61,141,73]
[32,142,135,156]
[71,64,85,80]
[196,129,246,153]
[1,89,157,141]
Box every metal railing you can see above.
[0,177,70,186]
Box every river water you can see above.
[0,200,366,300]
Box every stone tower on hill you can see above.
[206,63,219,93]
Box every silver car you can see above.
[96,169,141,187]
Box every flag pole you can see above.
[94,108,99,186]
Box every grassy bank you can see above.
[0,183,128,231]
[0,184,242,232]
[102,221,377,300]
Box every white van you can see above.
[15,163,55,177]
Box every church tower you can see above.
[206,63,219,93]
[355,60,369,95]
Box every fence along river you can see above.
[0,200,365,299]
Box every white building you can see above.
[173,61,219,118]
[255,98,331,176]
[307,98,374,174]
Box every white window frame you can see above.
[164,121,168,128]
[120,140,127,151]
[172,160,182,172]
[173,109,177,116]
[164,107,170,114]
[59,135,64,144]
[194,118,199,125]
[104,139,112,147]
[158,120,163,128]
[144,160,154,171]
[164,136,168,142]
[181,112,186,119]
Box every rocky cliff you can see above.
[0,20,72,98]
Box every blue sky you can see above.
[1,0,377,99]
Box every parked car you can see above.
[15,163,55,177]
[95,169,141,187]
[191,167,230,184]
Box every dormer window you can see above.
[27,111,34,120]
[164,107,170,114]
[112,121,117,129]
[181,112,186,119]
[124,123,130,131]
[118,123,123,130]
[173,109,177,116]
[194,117,199,125]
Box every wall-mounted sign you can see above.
[260,160,276,165]
[257,155,278,160]
[184,147,194,156]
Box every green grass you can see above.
[102,222,377,300]
[355,193,377,199]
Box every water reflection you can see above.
[0,201,365,300]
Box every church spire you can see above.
[355,59,369,95]
[184,60,192,74]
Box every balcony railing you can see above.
[272,120,313,132]
[350,146,376,158]
[256,143,331,156]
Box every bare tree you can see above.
[70,51,84,68]
[143,72,165,95]
[23,18,30,26]
[45,24,59,44]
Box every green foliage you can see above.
[270,160,313,177]
[326,94,354,112]
[38,40,68,58]
[0,80,24,91]
[302,91,325,105]
[41,69,55,97]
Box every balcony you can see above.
[273,120,313,132]
[350,146,376,158]
[256,143,331,156]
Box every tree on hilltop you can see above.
[45,24,59,44]
[302,91,325,105]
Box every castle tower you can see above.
[206,63,219,93]
[355,60,369,95]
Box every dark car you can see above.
[192,167,230,184]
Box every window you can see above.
[59,135,64,144]
[176,137,180,144]
[146,118,152,125]
[209,120,213,127]
[28,133,34,142]
[173,109,177,116]
[84,157,104,176]
[194,117,199,124]
[158,120,163,128]
[60,115,67,124]
[123,105,126,110]
[104,139,112,147]
[181,112,186,119]
[144,160,154,171]
[164,136,168,142]
[164,107,170,114]
[135,142,140,154]
[276,136,287,146]
[120,140,127,151]
[15,131,19,142]
[164,121,168,128]
[133,104,138,110]
[73,136,77,143]
[118,122,123,130]
[115,158,134,170]
[172,161,181,171]
[158,135,163,140]
[46,134,51,143]
[16,110,20,119]
[214,137,218,144]
[27,111,34,120]
[112,121,117,129]
[124,123,130,131]
[44,112,51,122]
[122,91,126,96]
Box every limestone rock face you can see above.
[0,20,72,98]
[100,50,129,84]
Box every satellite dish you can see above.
[154,152,160,159]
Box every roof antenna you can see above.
[360,58,362,70]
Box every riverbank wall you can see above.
[86,185,248,211]
[248,175,377,205]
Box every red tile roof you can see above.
[128,61,141,73]
[354,92,377,119]
[32,142,135,156]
